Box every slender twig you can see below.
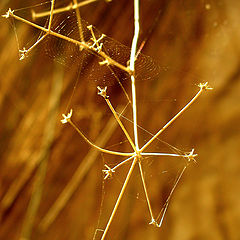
[2,2,213,238]
[61,110,133,157]
[3,9,131,73]
[129,0,140,150]
[100,157,138,240]
[138,160,155,222]
[73,0,84,42]
[103,156,135,179]
[48,0,55,31]
[140,82,212,152]
[99,1,141,239]
[32,0,99,20]
[97,86,136,151]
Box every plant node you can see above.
[2,8,14,18]
[102,164,115,179]
[99,59,110,66]
[87,25,105,52]
[185,149,198,163]
[61,109,73,124]
[149,218,160,228]
[19,48,28,61]
[198,82,213,91]
[97,86,109,99]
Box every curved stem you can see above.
[68,119,133,157]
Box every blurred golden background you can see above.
[0,0,240,239]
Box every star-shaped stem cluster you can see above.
[2,1,212,239]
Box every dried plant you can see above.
[2,0,212,239]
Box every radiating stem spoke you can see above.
[1,1,213,239]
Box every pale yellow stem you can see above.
[68,119,133,157]
[73,0,84,42]
[32,0,98,20]
[138,160,155,221]
[100,157,138,240]
[140,85,206,152]
[6,10,131,74]
[105,98,136,151]
[129,0,140,150]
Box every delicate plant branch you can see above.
[72,0,84,43]
[61,109,133,157]
[138,159,155,222]
[102,156,135,179]
[129,0,140,150]
[2,9,131,73]
[31,0,106,20]
[140,82,213,152]
[48,0,55,31]
[97,86,136,151]
[2,2,213,239]
[100,157,138,240]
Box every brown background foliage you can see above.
[0,0,240,239]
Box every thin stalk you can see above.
[32,0,98,20]
[105,98,136,151]
[100,157,138,240]
[19,34,47,60]
[103,156,135,179]
[141,152,187,157]
[111,156,135,171]
[68,119,133,157]
[140,86,205,152]
[4,10,131,74]
[129,0,140,150]
[138,160,154,221]
[73,0,84,42]
[48,0,55,31]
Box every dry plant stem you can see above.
[73,0,84,42]
[2,2,213,238]
[141,152,187,157]
[100,1,140,239]
[138,160,154,221]
[100,157,138,240]
[19,34,47,60]
[104,97,136,151]
[129,0,140,150]
[68,119,133,157]
[39,109,121,231]
[48,0,55,31]
[140,85,207,152]
[4,10,130,73]
[103,156,136,179]
[111,156,135,171]
[101,45,132,105]
[32,0,99,20]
